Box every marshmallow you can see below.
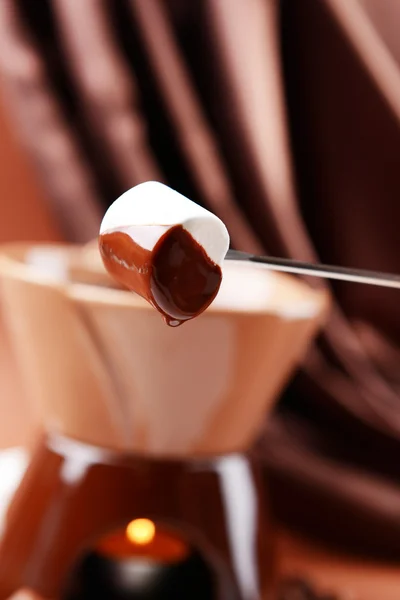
[99,182,230,326]
[100,181,230,267]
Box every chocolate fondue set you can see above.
[0,182,329,599]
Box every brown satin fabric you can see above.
[0,0,399,555]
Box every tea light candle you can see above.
[64,522,211,599]
[96,520,189,563]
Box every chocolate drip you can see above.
[99,224,222,326]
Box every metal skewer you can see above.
[226,249,400,290]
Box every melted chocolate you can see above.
[99,224,222,326]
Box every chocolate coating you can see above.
[99,224,222,326]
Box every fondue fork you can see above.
[226,249,400,290]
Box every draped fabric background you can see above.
[0,0,399,556]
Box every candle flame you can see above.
[126,518,156,546]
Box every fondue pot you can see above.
[0,243,328,600]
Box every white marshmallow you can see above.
[100,181,230,266]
